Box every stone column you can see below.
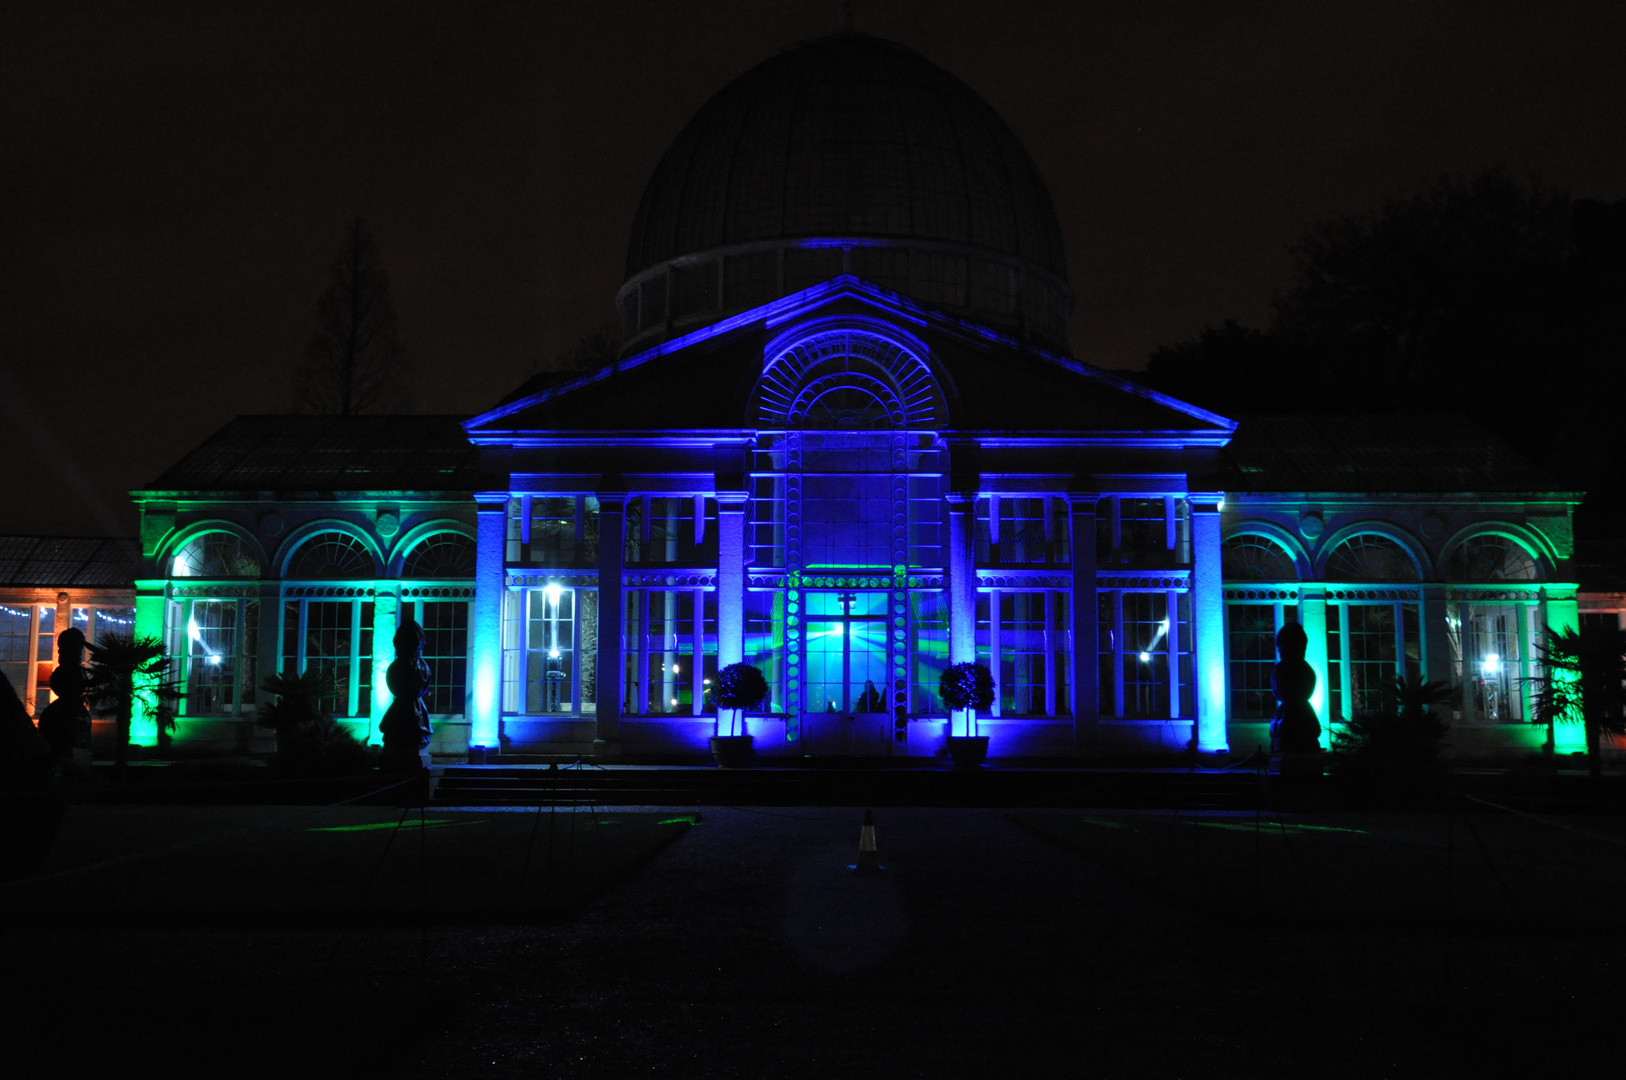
[1544,585,1586,754]
[129,581,167,746]
[256,579,281,747]
[369,586,400,748]
[1069,495,1099,752]
[716,492,747,667]
[468,494,507,752]
[945,493,975,665]
[594,494,627,755]
[1190,495,1229,754]
[1419,581,1455,693]
[1298,585,1331,750]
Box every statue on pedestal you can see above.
[1270,621,1322,754]
[38,628,90,760]
[379,620,433,773]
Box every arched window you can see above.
[171,532,260,578]
[800,384,895,429]
[1323,534,1419,583]
[287,532,373,579]
[402,532,476,577]
[1444,534,1539,582]
[755,328,946,428]
[1222,535,1297,581]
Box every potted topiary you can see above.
[710,662,768,768]
[940,662,995,769]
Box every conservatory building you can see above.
[128,32,1585,761]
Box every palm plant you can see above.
[84,634,182,785]
[1528,625,1626,778]
[1332,674,1453,766]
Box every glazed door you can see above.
[802,592,890,754]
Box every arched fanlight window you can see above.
[402,532,476,577]
[287,532,374,579]
[799,384,895,429]
[171,532,260,578]
[1322,533,1419,583]
[1444,534,1539,582]
[1222,535,1297,581]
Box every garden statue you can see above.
[1270,622,1321,753]
[379,619,433,772]
[37,628,90,760]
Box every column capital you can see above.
[1188,492,1225,514]
[595,492,629,513]
[716,492,748,511]
[473,491,510,511]
[945,491,977,509]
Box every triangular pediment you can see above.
[465,277,1234,444]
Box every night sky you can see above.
[4,1,1624,537]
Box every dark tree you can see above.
[497,324,621,407]
[1141,170,1626,532]
[295,217,413,415]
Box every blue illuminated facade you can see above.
[125,31,1587,762]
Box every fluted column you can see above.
[945,493,975,665]
[468,494,507,752]
[1069,494,1099,752]
[716,492,747,667]
[594,494,626,755]
[1190,495,1229,754]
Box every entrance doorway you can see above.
[802,591,891,755]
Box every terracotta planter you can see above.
[710,735,755,769]
[946,735,989,769]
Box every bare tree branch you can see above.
[295,217,414,414]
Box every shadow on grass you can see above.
[5,805,696,926]
[1009,808,1626,939]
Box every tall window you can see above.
[748,473,786,568]
[624,497,718,566]
[1446,602,1534,723]
[1326,602,1420,718]
[909,591,950,716]
[0,602,34,708]
[280,599,372,717]
[401,599,469,716]
[744,590,786,714]
[1096,497,1190,567]
[506,497,600,567]
[1226,603,1291,719]
[622,589,717,716]
[500,585,598,715]
[1097,590,1194,719]
[169,597,259,717]
[974,590,1071,717]
[974,497,1068,567]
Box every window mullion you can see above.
[1106,592,1121,717]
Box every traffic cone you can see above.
[849,810,884,874]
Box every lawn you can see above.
[1009,805,1626,934]
[8,802,695,925]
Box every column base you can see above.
[591,738,622,760]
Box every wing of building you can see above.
[121,31,1588,761]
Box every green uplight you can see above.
[307,818,488,833]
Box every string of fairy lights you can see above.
[0,605,136,625]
